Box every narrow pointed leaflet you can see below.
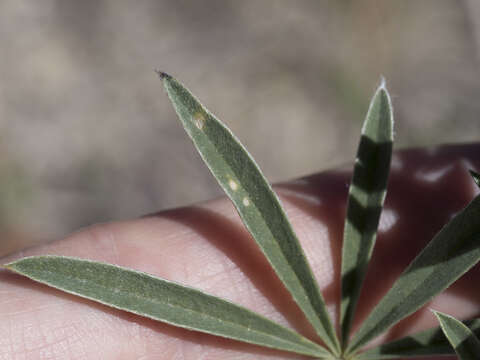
[357,318,480,359]
[158,72,340,355]
[5,256,329,358]
[346,193,480,355]
[469,170,480,189]
[340,80,393,344]
[434,311,480,360]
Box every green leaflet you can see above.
[434,312,480,360]
[158,72,340,355]
[469,170,480,189]
[340,80,393,344]
[356,318,480,359]
[346,193,480,355]
[5,256,329,358]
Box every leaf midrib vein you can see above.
[200,119,320,314]
[33,267,319,350]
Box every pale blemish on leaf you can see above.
[160,73,340,355]
[229,179,238,191]
[243,197,250,206]
[193,112,206,130]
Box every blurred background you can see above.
[1,0,480,256]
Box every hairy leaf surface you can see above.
[340,80,393,344]
[6,256,330,358]
[347,193,480,354]
[159,72,339,354]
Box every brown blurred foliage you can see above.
[0,1,479,255]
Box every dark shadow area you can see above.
[454,332,480,359]
[344,198,382,236]
[369,144,480,344]
[351,136,392,193]
[275,169,351,327]
[155,205,323,343]
[363,318,480,358]
[275,143,480,345]
[3,143,480,358]
[340,134,392,340]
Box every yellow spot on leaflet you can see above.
[193,112,205,130]
[243,197,250,206]
[229,180,238,191]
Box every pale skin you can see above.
[1,144,479,360]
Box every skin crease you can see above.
[0,144,480,360]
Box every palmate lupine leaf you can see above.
[356,318,480,359]
[340,80,393,344]
[434,311,480,360]
[158,72,340,355]
[345,193,480,356]
[5,256,330,358]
